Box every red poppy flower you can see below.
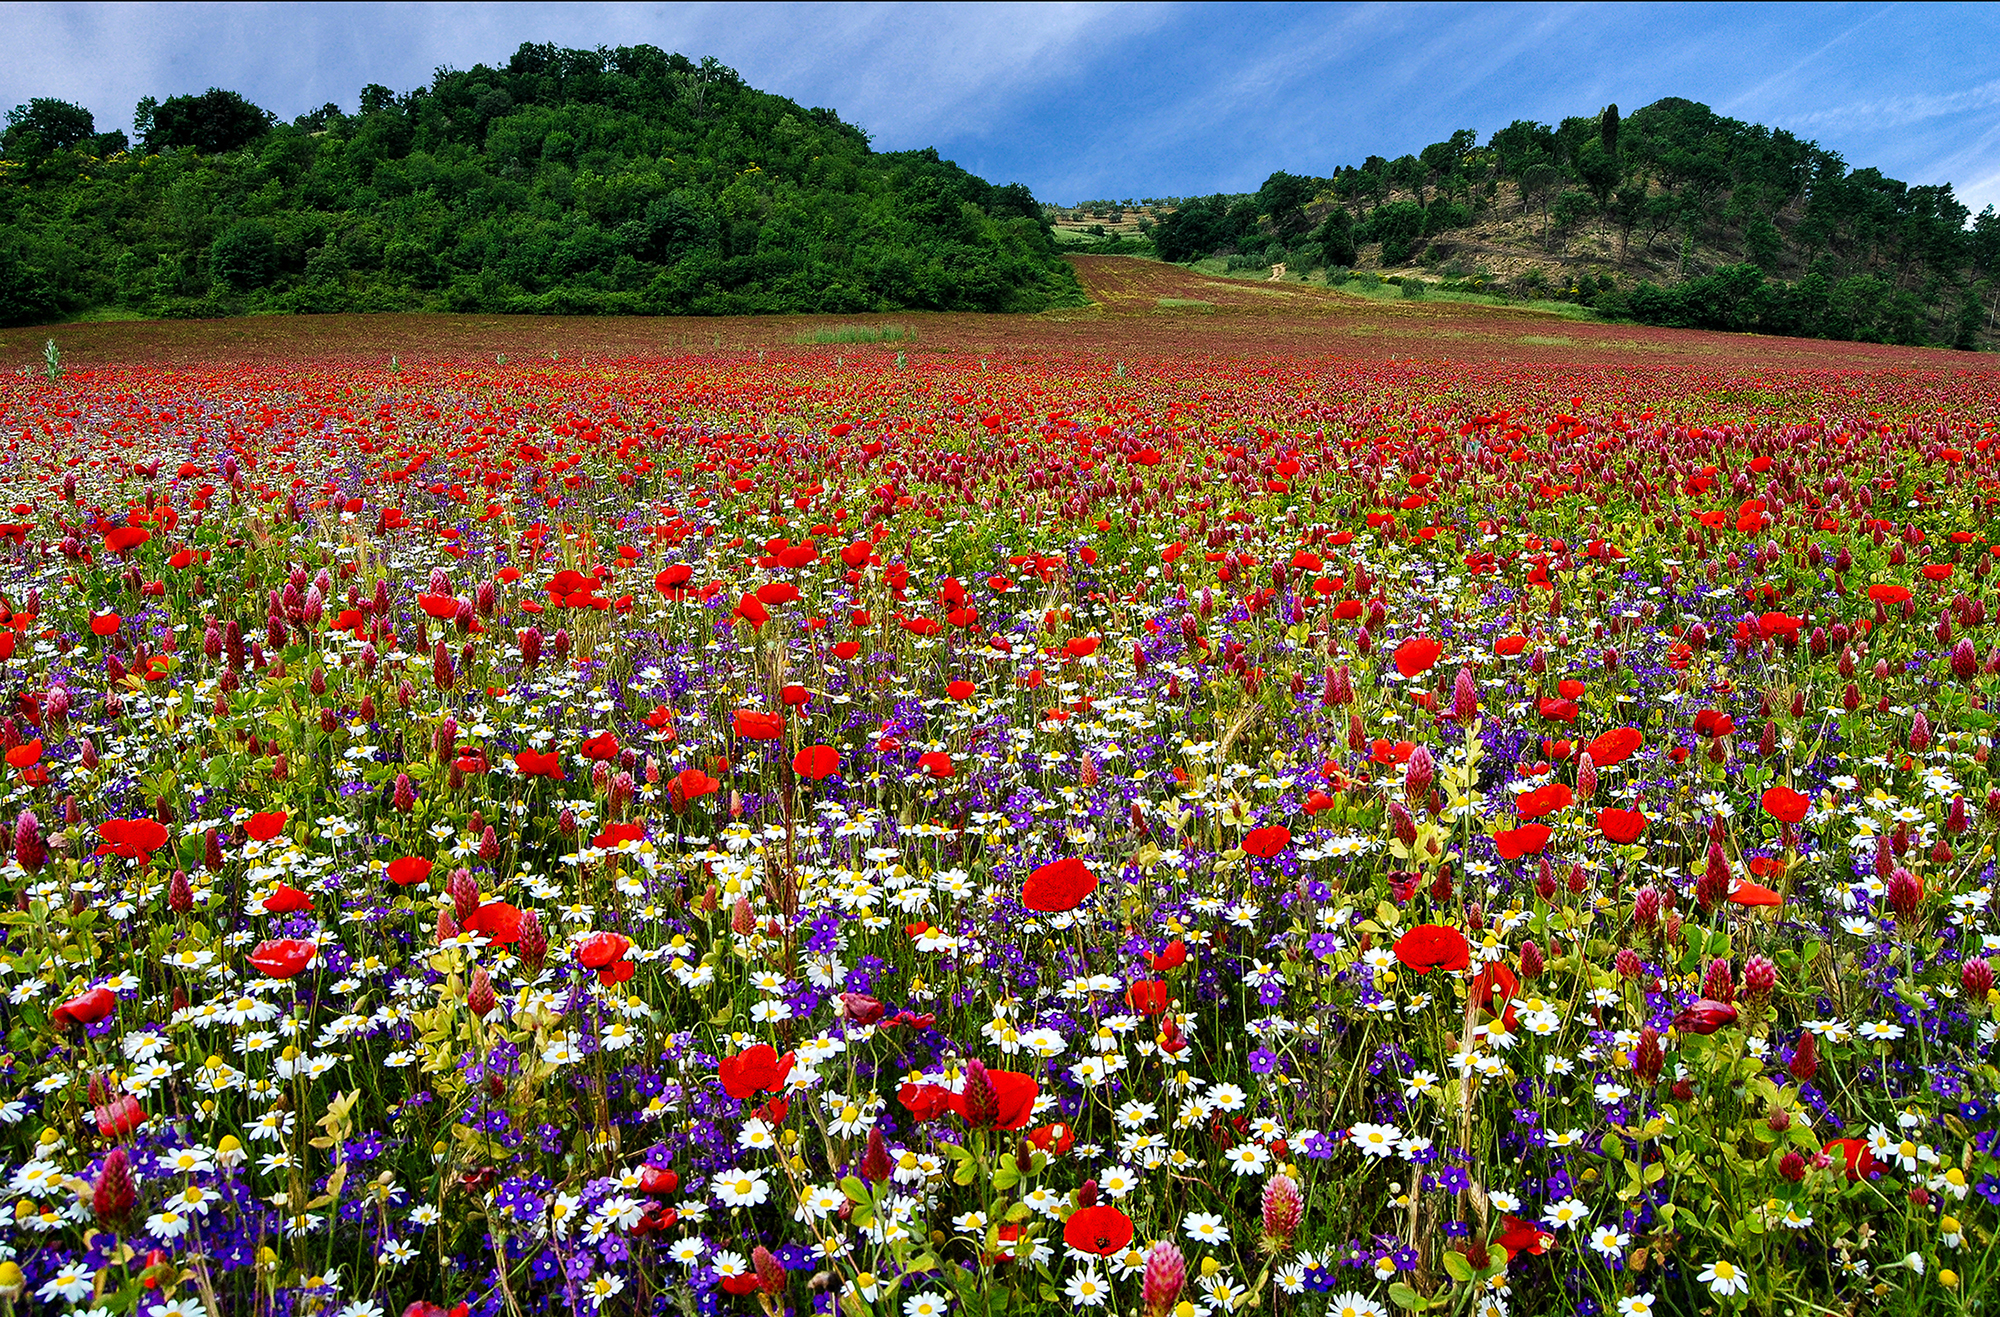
[1492,823,1552,859]
[898,1082,954,1122]
[386,857,434,886]
[792,745,840,780]
[90,613,123,637]
[1597,808,1647,845]
[1867,584,1911,605]
[1692,709,1736,738]
[417,594,462,619]
[755,581,800,607]
[1583,727,1642,767]
[948,1068,1038,1130]
[95,1093,145,1139]
[1516,783,1573,820]
[1537,697,1578,722]
[95,818,169,862]
[514,749,565,779]
[1150,938,1188,971]
[1021,856,1097,912]
[917,751,954,778]
[261,884,312,913]
[576,931,631,970]
[1242,825,1291,859]
[244,810,288,842]
[462,902,523,943]
[1824,1137,1878,1181]
[1729,881,1783,907]
[1027,1122,1076,1155]
[1394,923,1471,974]
[1760,786,1809,824]
[732,710,785,740]
[1393,636,1443,677]
[734,594,770,627]
[655,564,694,595]
[1495,1215,1554,1259]
[1672,998,1737,1035]
[672,768,720,800]
[1370,739,1416,766]
[53,986,117,1030]
[1126,979,1172,1016]
[946,679,975,700]
[248,938,316,980]
[4,739,41,769]
[719,1043,797,1100]
[580,731,619,761]
[1064,1204,1136,1257]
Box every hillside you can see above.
[0,43,1083,326]
[1150,99,2000,350]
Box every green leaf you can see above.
[839,1175,870,1205]
[1441,1250,1473,1283]
[1387,1281,1431,1311]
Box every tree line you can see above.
[1151,99,2000,350]
[0,44,1082,326]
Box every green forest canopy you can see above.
[1152,99,2000,349]
[0,43,1082,325]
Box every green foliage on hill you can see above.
[0,43,1081,326]
[1154,101,2000,349]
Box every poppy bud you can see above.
[839,993,886,1027]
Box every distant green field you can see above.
[788,323,918,345]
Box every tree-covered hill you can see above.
[1153,99,2000,350]
[0,43,1083,326]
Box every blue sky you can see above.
[7,1,1999,215]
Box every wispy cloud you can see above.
[2,1,1997,206]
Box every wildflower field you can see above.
[1,304,1999,1317]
